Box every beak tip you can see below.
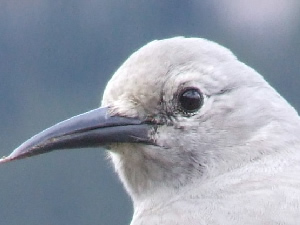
[0,155,13,164]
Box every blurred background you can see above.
[0,1,299,224]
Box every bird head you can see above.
[1,37,299,203]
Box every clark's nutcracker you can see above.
[1,37,300,225]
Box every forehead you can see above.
[102,37,236,110]
[102,38,235,119]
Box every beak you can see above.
[0,107,154,163]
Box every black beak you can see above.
[0,107,154,163]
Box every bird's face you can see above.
[1,37,299,201]
[102,38,300,198]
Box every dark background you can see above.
[0,1,299,224]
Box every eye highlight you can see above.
[178,88,203,114]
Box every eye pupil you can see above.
[179,89,203,113]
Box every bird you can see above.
[1,37,300,225]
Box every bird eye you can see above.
[178,88,203,113]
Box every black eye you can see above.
[178,88,203,113]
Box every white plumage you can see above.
[103,37,300,225]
